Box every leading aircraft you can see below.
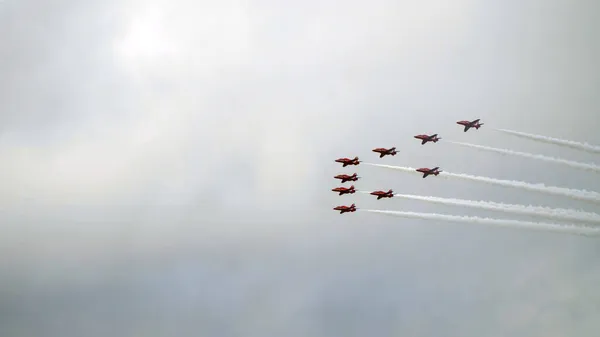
[333,203,357,214]
[370,189,394,200]
[331,185,356,195]
[335,156,360,167]
[414,134,441,145]
[456,119,484,132]
[372,147,397,158]
[334,173,360,183]
[416,167,442,178]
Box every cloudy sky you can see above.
[2,0,600,336]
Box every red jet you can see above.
[335,156,360,167]
[414,134,441,145]
[372,147,397,158]
[331,185,356,195]
[333,203,357,214]
[456,119,484,132]
[416,167,442,178]
[334,173,360,183]
[370,189,394,200]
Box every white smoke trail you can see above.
[363,163,421,175]
[363,210,600,237]
[493,128,600,154]
[363,163,600,204]
[390,193,600,225]
[446,141,600,173]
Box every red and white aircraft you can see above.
[331,185,356,195]
[414,134,441,145]
[335,157,360,167]
[372,147,397,158]
[334,173,359,183]
[416,167,442,178]
[333,203,357,214]
[370,189,394,200]
[456,119,484,132]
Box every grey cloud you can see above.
[1,0,600,336]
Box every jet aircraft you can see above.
[331,185,356,196]
[416,167,442,178]
[372,147,397,158]
[335,157,360,167]
[370,189,394,200]
[456,119,484,132]
[333,203,357,214]
[414,134,441,145]
[334,173,359,183]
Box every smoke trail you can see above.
[388,193,600,225]
[363,163,600,204]
[363,163,420,175]
[446,141,600,173]
[363,210,600,237]
[493,128,600,154]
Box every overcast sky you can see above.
[2,0,600,336]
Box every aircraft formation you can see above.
[329,118,600,237]
[332,119,482,213]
